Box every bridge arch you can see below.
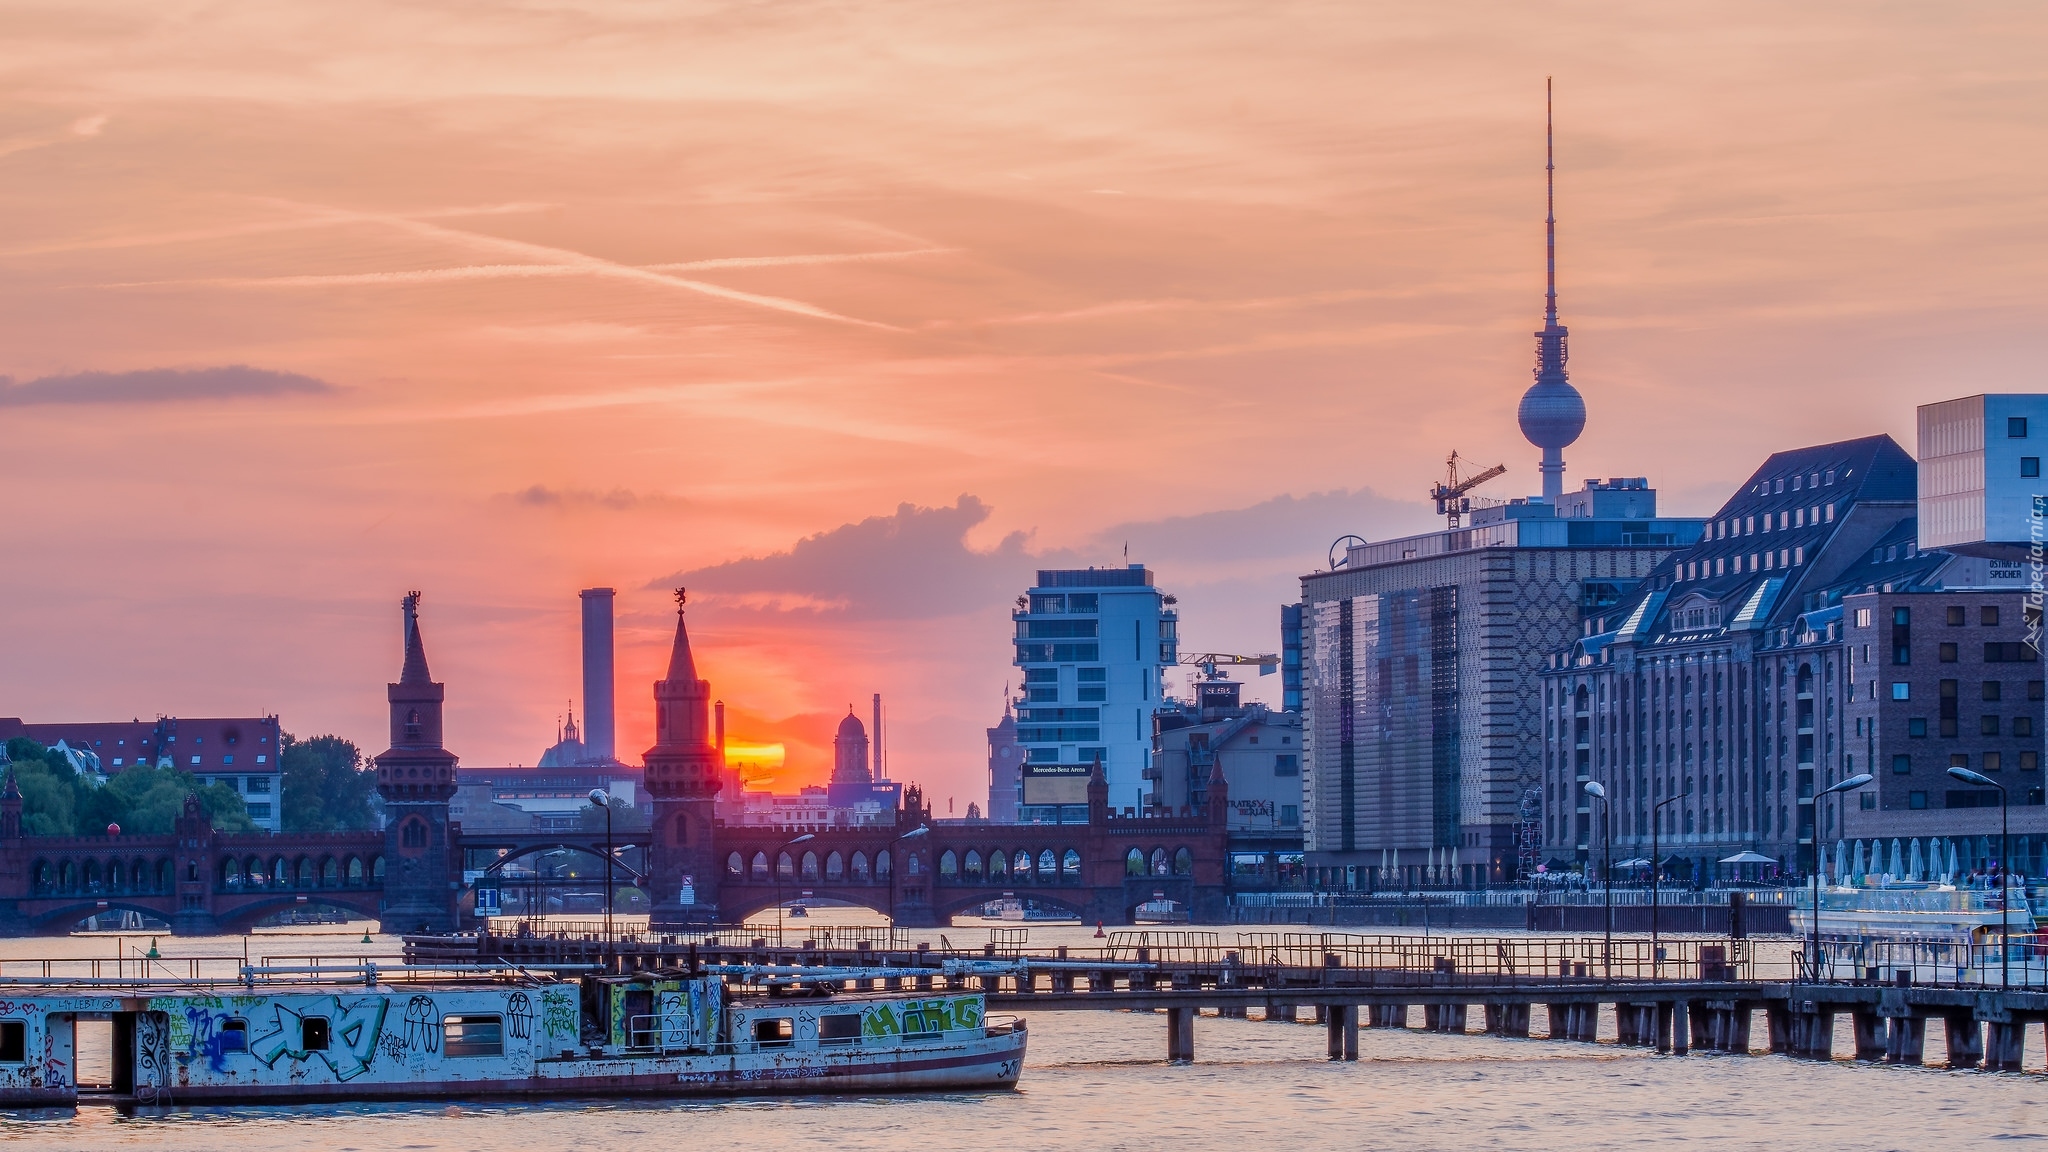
[477,842,648,886]
[212,892,384,935]
[28,899,177,937]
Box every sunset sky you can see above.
[0,2,2042,808]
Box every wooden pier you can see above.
[413,928,2048,1073]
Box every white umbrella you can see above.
[1890,839,1903,881]
[1909,839,1925,881]
[1948,840,1961,878]
[1853,840,1867,880]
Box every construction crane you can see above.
[1430,450,1508,529]
[1179,653,1279,681]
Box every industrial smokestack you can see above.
[579,588,616,762]
[872,692,884,781]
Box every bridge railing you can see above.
[1232,887,1798,909]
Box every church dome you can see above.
[837,712,866,738]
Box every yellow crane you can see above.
[1179,653,1279,681]
[1430,450,1508,529]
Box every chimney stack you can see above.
[579,588,617,763]
[872,692,885,781]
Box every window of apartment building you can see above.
[1893,754,1912,773]
[2024,751,2041,771]
[1908,718,1927,737]
[1985,752,2003,772]
[1952,754,1971,771]
[1940,680,1959,736]
[1983,606,2002,626]
[247,777,271,794]
[1982,715,2001,736]
[2018,716,2035,738]
[2033,681,2046,701]
[1909,791,1928,809]
[1985,680,2003,701]
[1947,606,1966,626]
[1892,683,1910,700]
[1274,755,1298,776]
[2011,417,2031,438]
[1940,643,1959,662]
[1861,793,1877,809]
[2024,458,2042,479]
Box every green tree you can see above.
[280,733,378,832]
[1,738,252,835]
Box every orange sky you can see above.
[0,2,2043,809]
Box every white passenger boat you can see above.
[0,962,1026,1107]
[1790,881,2043,983]
[1789,881,2027,941]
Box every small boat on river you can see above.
[0,960,1027,1107]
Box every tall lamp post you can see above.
[1650,785,1692,976]
[1947,765,2010,988]
[1809,773,1875,983]
[1584,781,1611,974]
[586,788,615,955]
[885,825,929,940]
[775,832,816,942]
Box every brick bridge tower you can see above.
[645,588,724,929]
[374,592,462,934]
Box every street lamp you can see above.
[1947,765,2010,988]
[776,832,816,942]
[886,825,929,940]
[1584,780,1611,975]
[586,788,614,955]
[1808,773,1875,983]
[1650,784,1692,977]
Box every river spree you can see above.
[5,923,2048,1151]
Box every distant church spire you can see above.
[1517,77,1587,503]
[664,587,699,683]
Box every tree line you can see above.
[3,732,379,836]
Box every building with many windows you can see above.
[1010,566,1176,812]
[0,715,285,832]
[1540,412,2048,884]
[1302,484,1699,887]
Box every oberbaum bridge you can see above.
[12,595,2048,1075]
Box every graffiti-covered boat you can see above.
[0,962,1026,1106]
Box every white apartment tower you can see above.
[1011,565,1176,815]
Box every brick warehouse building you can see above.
[1541,419,2048,883]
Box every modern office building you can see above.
[1302,484,1699,887]
[1917,394,2048,556]
[1010,565,1176,812]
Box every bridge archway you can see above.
[715,886,898,924]
[28,900,180,937]
[478,842,648,886]
[933,888,1089,922]
[213,893,384,935]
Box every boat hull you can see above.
[103,1026,1027,1106]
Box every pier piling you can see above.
[1167,1006,1196,1063]
[1945,1015,1983,1070]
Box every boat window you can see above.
[819,1014,862,1045]
[752,1017,794,1048]
[444,1015,504,1057]
[0,1021,23,1062]
[220,1018,248,1052]
[301,1016,331,1052]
